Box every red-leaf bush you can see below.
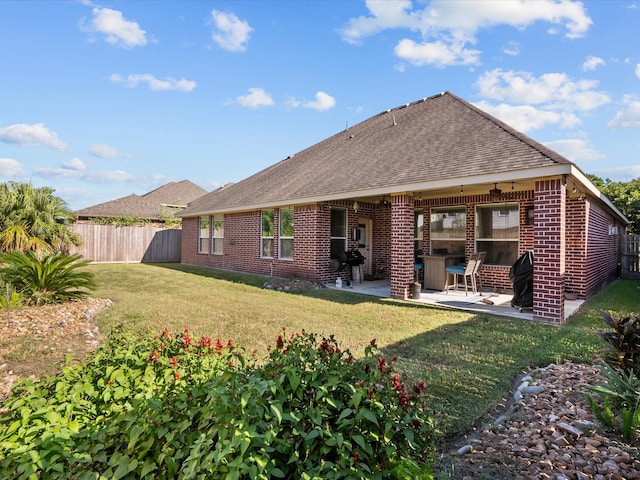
[0,326,435,478]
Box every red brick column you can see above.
[390,194,415,299]
[533,179,566,324]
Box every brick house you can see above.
[178,92,628,324]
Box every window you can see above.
[415,211,424,254]
[430,207,465,255]
[330,208,347,262]
[211,214,224,254]
[475,203,519,265]
[198,216,209,253]
[279,208,294,260]
[261,209,274,258]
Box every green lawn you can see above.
[90,263,639,438]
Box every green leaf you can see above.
[140,458,157,477]
[352,434,367,451]
[127,424,145,450]
[337,408,353,422]
[270,403,283,424]
[362,409,379,426]
[287,372,300,391]
[113,457,130,480]
[305,429,321,442]
[270,467,286,478]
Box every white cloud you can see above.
[582,55,605,71]
[110,73,196,92]
[394,38,481,67]
[285,96,302,109]
[473,101,580,132]
[543,138,605,162]
[340,0,419,45]
[90,143,129,158]
[0,123,68,150]
[591,164,640,182]
[0,157,25,178]
[35,166,135,183]
[84,7,147,48]
[476,69,610,111]
[62,158,86,171]
[210,10,253,52]
[636,63,640,79]
[608,97,640,129]
[303,92,336,111]
[236,88,274,108]
[502,41,520,56]
[341,0,591,67]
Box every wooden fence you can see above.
[69,224,182,263]
[620,234,640,278]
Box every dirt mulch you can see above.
[0,297,112,403]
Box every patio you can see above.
[328,279,584,322]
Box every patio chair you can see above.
[474,251,487,292]
[414,250,424,285]
[444,253,479,295]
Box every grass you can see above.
[64,263,640,438]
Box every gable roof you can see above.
[76,180,207,220]
[180,92,573,217]
[141,180,207,207]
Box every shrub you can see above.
[587,362,640,442]
[0,281,23,312]
[587,311,640,442]
[0,251,96,305]
[0,328,435,479]
[593,311,640,375]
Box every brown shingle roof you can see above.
[76,180,207,220]
[142,180,207,207]
[180,92,572,216]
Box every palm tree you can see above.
[0,182,81,254]
[0,251,96,305]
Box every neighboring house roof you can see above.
[180,92,576,217]
[142,180,208,207]
[76,180,207,221]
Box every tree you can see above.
[587,175,640,234]
[0,251,96,305]
[0,182,82,254]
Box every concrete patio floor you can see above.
[327,279,584,322]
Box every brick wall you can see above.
[584,199,622,296]
[566,197,587,296]
[372,206,392,278]
[533,179,566,324]
[181,201,364,284]
[390,194,415,299]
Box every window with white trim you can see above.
[198,216,210,253]
[330,208,347,262]
[430,207,465,255]
[261,209,274,258]
[211,214,224,255]
[475,203,519,265]
[279,208,294,260]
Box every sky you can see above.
[1,0,639,211]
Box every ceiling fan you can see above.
[489,183,502,197]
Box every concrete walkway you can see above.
[328,280,584,322]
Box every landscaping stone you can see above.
[437,363,640,479]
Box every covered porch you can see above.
[328,279,584,322]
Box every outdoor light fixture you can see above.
[353,200,359,213]
[489,183,502,197]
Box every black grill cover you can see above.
[510,251,533,308]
